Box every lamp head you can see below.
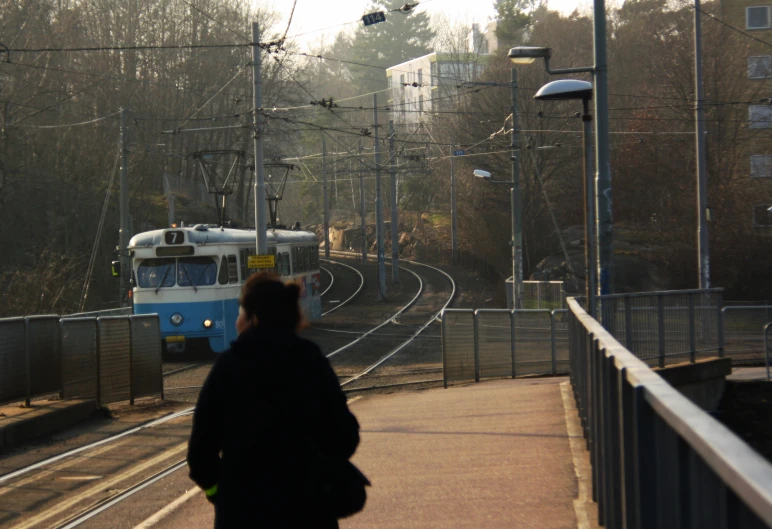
[473,169,492,179]
[534,79,593,101]
[508,46,552,64]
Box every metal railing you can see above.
[596,289,723,367]
[506,279,566,310]
[441,308,568,387]
[1,314,162,407]
[722,306,772,365]
[568,297,772,528]
[765,323,772,381]
[63,307,133,318]
[568,299,772,528]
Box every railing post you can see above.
[765,323,771,382]
[717,293,725,358]
[129,318,135,406]
[473,310,480,382]
[59,320,65,400]
[632,385,657,528]
[96,319,102,407]
[550,310,557,375]
[657,295,666,368]
[537,283,542,309]
[688,294,696,363]
[24,317,31,407]
[441,310,448,389]
[624,301,633,351]
[510,309,517,379]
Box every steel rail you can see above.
[340,260,456,387]
[325,266,423,358]
[0,408,194,484]
[54,459,188,529]
[319,259,365,316]
[162,364,203,377]
[319,266,334,297]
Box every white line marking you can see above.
[132,487,201,529]
[559,381,596,529]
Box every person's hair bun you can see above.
[240,272,303,330]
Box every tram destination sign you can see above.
[362,11,386,26]
[247,254,275,269]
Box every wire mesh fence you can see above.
[722,306,772,365]
[513,280,566,310]
[441,308,567,386]
[0,314,162,407]
[597,289,723,367]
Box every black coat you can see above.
[187,326,360,529]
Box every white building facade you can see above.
[385,52,486,125]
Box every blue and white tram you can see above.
[128,225,321,354]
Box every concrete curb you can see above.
[0,399,98,454]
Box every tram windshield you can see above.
[177,257,218,287]
[137,259,176,288]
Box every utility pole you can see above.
[322,135,330,257]
[694,0,710,289]
[119,107,129,306]
[373,94,386,299]
[593,0,613,295]
[388,120,399,282]
[450,144,457,264]
[251,22,267,254]
[359,139,367,263]
[582,100,597,318]
[511,69,523,310]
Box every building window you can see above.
[417,68,423,86]
[419,95,424,114]
[751,155,772,177]
[747,6,770,29]
[750,104,772,128]
[387,76,392,89]
[430,62,438,86]
[753,205,772,226]
[749,56,772,79]
[399,74,405,89]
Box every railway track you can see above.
[0,255,456,528]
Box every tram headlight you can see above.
[203,319,213,329]
[170,313,184,326]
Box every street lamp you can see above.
[534,79,596,317]
[509,44,614,301]
[473,168,519,310]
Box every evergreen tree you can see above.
[494,0,538,50]
[346,0,435,92]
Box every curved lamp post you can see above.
[534,80,597,317]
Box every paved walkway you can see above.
[147,377,594,529]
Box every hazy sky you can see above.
[265,0,596,48]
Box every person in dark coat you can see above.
[187,272,361,528]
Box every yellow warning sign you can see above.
[247,254,275,269]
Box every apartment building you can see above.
[722,0,772,228]
[385,52,486,125]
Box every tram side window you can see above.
[137,259,176,288]
[218,256,229,285]
[294,246,303,273]
[282,252,291,275]
[276,253,283,276]
[311,245,319,270]
[304,246,311,272]
[227,255,238,283]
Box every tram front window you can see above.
[137,259,176,288]
[177,257,217,287]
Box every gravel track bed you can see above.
[336,261,453,390]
